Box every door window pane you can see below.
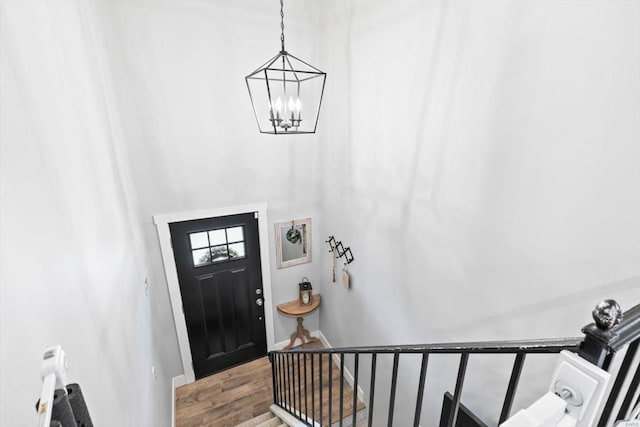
[228,242,246,259]
[208,229,227,246]
[192,248,211,266]
[191,225,246,267]
[226,226,244,243]
[189,232,209,249]
[210,245,229,262]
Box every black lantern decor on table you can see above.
[245,0,326,134]
[299,277,313,306]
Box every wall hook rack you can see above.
[326,236,354,265]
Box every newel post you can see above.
[578,299,624,370]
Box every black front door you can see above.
[169,212,266,379]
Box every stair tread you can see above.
[255,418,281,427]
[235,412,274,427]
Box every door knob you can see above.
[256,298,263,306]
[256,289,262,295]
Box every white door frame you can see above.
[154,203,275,384]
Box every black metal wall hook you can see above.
[343,247,354,264]
[326,235,354,265]
[326,236,337,252]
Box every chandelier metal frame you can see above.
[245,0,326,135]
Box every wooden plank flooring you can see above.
[176,356,273,427]
[175,342,365,427]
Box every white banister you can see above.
[36,346,68,427]
[501,350,611,427]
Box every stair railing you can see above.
[580,301,640,426]
[269,300,640,427]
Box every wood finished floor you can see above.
[175,342,365,427]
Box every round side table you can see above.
[277,294,321,349]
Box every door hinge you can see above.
[254,211,259,219]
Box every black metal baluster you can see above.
[413,352,429,427]
[368,353,377,427]
[599,340,639,425]
[282,354,287,405]
[387,352,400,427]
[618,356,640,420]
[304,353,309,424]
[278,354,284,406]
[270,353,277,405]
[278,354,282,406]
[351,353,359,426]
[328,353,333,426]
[311,353,316,424]
[282,354,286,409]
[617,350,640,420]
[280,353,285,407]
[277,354,282,406]
[274,354,279,405]
[340,353,345,427]
[285,354,290,412]
[499,352,526,423]
[298,353,302,419]
[287,354,296,415]
[447,353,470,427]
[284,353,289,416]
[599,341,639,426]
[352,353,360,427]
[319,353,324,427]
[284,354,290,409]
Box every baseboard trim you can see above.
[316,330,331,349]
[172,375,186,427]
[316,331,365,403]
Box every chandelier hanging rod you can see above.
[280,0,286,53]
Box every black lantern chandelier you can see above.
[245,0,326,134]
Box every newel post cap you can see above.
[592,299,623,330]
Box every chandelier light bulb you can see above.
[288,97,295,115]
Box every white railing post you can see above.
[36,346,68,427]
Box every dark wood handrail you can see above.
[272,337,583,355]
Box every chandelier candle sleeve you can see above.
[245,0,326,134]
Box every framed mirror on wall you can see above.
[275,218,312,269]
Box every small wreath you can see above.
[286,227,301,244]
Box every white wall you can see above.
[1,1,329,424]
[316,0,640,425]
[1,1,328,424]
[0,1,158,424]
[2,0,638,425]
[94,0,325,378]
